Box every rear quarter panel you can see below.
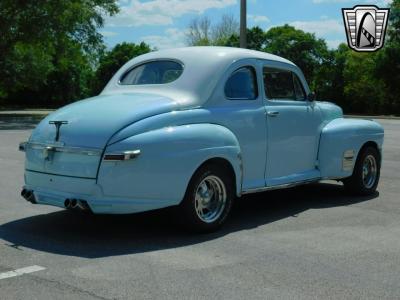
[97,124,242,206]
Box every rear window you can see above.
[120,60,183,85]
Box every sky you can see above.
[100,0,393,50]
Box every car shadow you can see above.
[0,182,378,258]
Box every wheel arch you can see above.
[359,140,380,152]
[342,140,381,195]
[189,157,239,197]
[356,140,381,164]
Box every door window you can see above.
[263,67,306,101]
[293,74,306,100]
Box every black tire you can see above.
[179,163,234,233]
[343,146,381,196]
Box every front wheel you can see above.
[343,146,381,196]
[179,164,234,233]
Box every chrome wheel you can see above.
[194,175,227,223]
[362,154,378,189]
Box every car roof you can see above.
[131,46,295,66]
[101,46,297,107]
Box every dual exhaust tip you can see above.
[64,198,90,211]
[21,188,90,212]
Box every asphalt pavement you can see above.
[0,118,399,299]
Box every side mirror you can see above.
[308,92,316,102]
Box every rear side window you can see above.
[120,60,183,85]
[225,67,258,100]
[263,67,306,101]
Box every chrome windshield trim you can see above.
[24,142,102,156]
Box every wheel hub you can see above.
[362,154,377,189]
[194,175,227,223]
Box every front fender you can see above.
[318,118,384,179]
[97,124,242,207]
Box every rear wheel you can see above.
[343,146,381,195]
[179,164,234,233]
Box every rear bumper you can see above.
[24,170,175,214]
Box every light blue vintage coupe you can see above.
[20,47,384,232]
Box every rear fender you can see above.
[97,124,242,206]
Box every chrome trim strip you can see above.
[24,142,102,156]
[342,149,355,171]
[25,169,96,180]
[103,149,141,161]
[241,178,320,195]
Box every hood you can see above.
[30,93,181,149]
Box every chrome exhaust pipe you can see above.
[70,199,78,209]
[21,189,36,204]
[25,191,33,202]
[64,199,71,209]
[75,200,86,211]
[64,198,91,212]
[71,199,88,211]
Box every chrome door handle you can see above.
[266,111,280,117]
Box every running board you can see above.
[241,178,321,195]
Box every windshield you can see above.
[119,60,183,85]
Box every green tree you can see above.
[343,51,387,114]
[374,0,400,114]
[212,14,239,45]
[221,27,266,51]
[387,0,400,44]
[247,27,267,51]
[263,25,330,84]
[313,43,350,109]
[92,42,151,94]
[186,16,213,46]
[0,0,119,106]
[186,14,239,46]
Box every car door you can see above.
[221,64,267,190]
[207,59,268,191]
[262,62,323,186]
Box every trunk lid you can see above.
[26,93,180,178]
[30,93,180,148]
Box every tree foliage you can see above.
[0,0,119,106]
[186,14,239,46]
[374,0,400,113]
[263,25,331,84]
[92,42,152,94]
[1,1,399,115]
[212,14,240,45]
[222,26,266,50]
[343,52,387,114]
[186,16,213,46]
